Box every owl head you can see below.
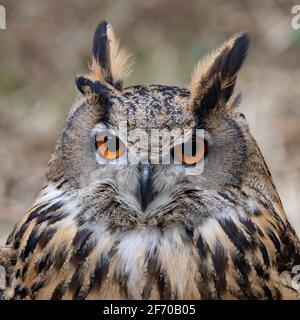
[44,21,277,229]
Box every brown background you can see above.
[0,0,299,243]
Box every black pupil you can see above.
[182,138,198,157]
[104,135,120,152]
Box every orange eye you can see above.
[96,132,126,160]
[174,136,205,165]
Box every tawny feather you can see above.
[190,34,238,94]
[88,23,133,88]
[106,24,133,85]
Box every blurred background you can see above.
[0,0,299,243]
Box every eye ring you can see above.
[173,135,206,166]
[96,132,126,160]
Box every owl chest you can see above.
[69,226,202,299]
[15,222,203,299]
[14,216,281,299]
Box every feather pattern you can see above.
[5,179,300,300]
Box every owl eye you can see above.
[96,132,126,160]
[173,135,206,166]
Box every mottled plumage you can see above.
[1,21,300,300]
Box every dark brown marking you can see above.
[217,217,251,254]
[267,230,281,253]
[51,281,67,300]
[143,247,160,299]
[196,233,208,259]
[157,272,171,300]
[53,245,69,270]
[69,261,85,300]
[258,242,270,267]
[70,229,96,264]
[38,227,56,249]
[211,241,228,296]
[232,252,254,299]
[89,254,110,290]
[35,252,53,274]
[20,227,40,261]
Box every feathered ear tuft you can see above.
[89,21,133,90]
[75,76,113,107]
[189,32,250,118]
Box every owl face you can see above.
[45,22,275,228]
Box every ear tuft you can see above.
[89,21,133,90]
[92,21,111,79]
[75,76,113,107]
[106,24,133,87]
[189,32,250,116]
[75,76,94,95]
[221,32,249,81]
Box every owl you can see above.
[0,21,300,300]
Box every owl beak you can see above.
[139,164,153,212]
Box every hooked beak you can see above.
[138,164,153,212]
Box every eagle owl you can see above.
[1,21,300,300]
